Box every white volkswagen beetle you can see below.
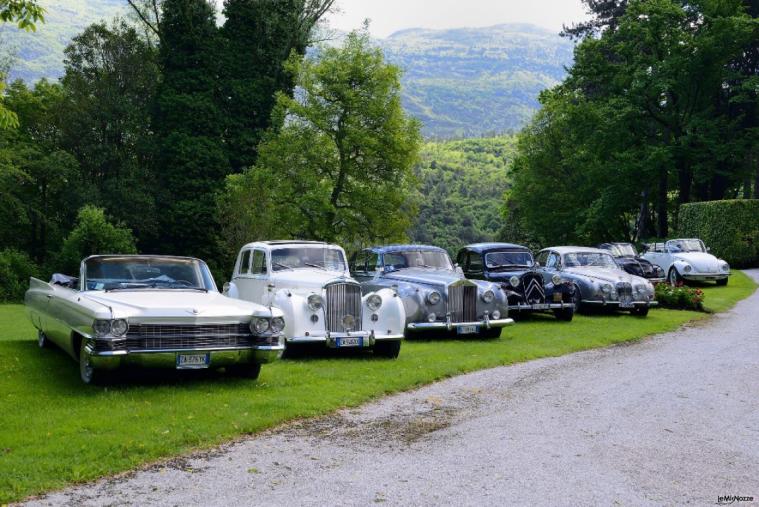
[642,239,730,286]
[224,241,406,358]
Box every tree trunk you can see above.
[657,169,668,238]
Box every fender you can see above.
[362,288,405,338]
[223,281,239,299]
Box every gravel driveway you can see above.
[27,271,759,506]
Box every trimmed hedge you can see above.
[678,199,759,267]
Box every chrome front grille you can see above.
[448,284,477,323]
[616,282,633,301]
[325,282,362,332]
[94,323,259,352]
[522,273,545,304]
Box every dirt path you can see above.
[27,271,759,506]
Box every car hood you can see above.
[562,267,637,284]
[485,269,534,281]
[269,270,355,293]
[381,268,465,289]
[673,252,724,272]
[84,290,274,320]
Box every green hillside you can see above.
[410,135,515,254]
[1,0,126,82]
[380,24,573,138]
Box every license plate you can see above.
[335,336,363,348]
[553,293,563,302]
[620,301,634,309]
[457,325,479,335]
[532,304,550,310]
[176,353,210,369]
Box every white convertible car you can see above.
[224,241,406,358]
[642,239,730,286]
[25,255,285,384]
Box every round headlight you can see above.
[307,294,324,312]
[721,263,729,272]
[426,291,441,306]
[551,274,562,285]
[634,284,646,294]
[509,276,520,287]
[270,317,285,333]
[491,310,501,320]
[250,317,270,334]
[683,264,692,273]
[111,319,128,337]
[427,312,436,323]
[481,289,495,303]
[341,314,355,331]
[601,284,612,294]
[367,294,383,312]
[93,319,111,337]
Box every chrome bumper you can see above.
[682,273,729,281]
[86,341,284,370]
[287,330,403,348]
[407,316,514,331]
[583,300,658,308]
[509,302,574,311]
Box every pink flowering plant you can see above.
[654,282,705,311]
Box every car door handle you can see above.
[46,294,53,299]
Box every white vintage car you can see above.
[642,239,730,286]
[224,241,406,358]
[25,255,285,384]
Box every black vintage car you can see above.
[597,243,665,282]
[456,243,575,321]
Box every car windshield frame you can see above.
[562,251,619,269]
[82,256,216,292]
[382,249,454,271]
[608,244,638,257]
[667,239,706,253]
[484,250,534,269]
[270,246,347,272]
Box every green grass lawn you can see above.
[1,272,755,502]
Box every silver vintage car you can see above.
[25,255,285,384]
[350,245,513,338]
[535,247,657,316]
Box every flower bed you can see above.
[655,282,705,311]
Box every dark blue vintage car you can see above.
[350,245,513,338]
[456,243,575,321]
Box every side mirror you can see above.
[222,282,230,294]
[533,261,540,268]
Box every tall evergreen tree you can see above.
[152,0,228,262]
[220,0,334,171]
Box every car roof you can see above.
[83,254,204,263]
[460,242,530,254]
[366,244,448,254]
[539,246,611,255]
[241,240,335,250]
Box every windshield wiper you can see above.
[105,283,152,292]
[304,262,326,270]
[272,262,293,271]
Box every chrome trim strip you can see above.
[407,318,514,330]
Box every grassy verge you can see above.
[1,271,755,502]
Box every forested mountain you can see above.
[2,2,572,137]
[380,24,573,138]
[410,136,515,254]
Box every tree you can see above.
[151,0,228,262]
[220,0,335,172]
[59,205,137,273]
[219,30,421,254]
[60,20,160,247]
[0,0,45,128]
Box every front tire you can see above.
[631,306,649,317]
[554,305,574,322]
[668,267,682,286]
[716,278,728,286]
[79,339,105,385]
[374,340,401,358]
[228,362,262,379]
[571,285,583,314]
[38,330,49,348]
[479,327,502,339]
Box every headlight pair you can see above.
[250,316,285,334]
[93,319,128,337]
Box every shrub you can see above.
[654,282,705,311]
[678,199,759,267]
[59,206,137,273]
[0,249,40,302]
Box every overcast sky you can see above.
[326,0,590,38]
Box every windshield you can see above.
[84,257,214,291]
[383,250,453,271]
[607,244,637,257]
[270,247,347,272]
[563,252,618,269]
[485,250,534,268]
[667,239,706,253]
